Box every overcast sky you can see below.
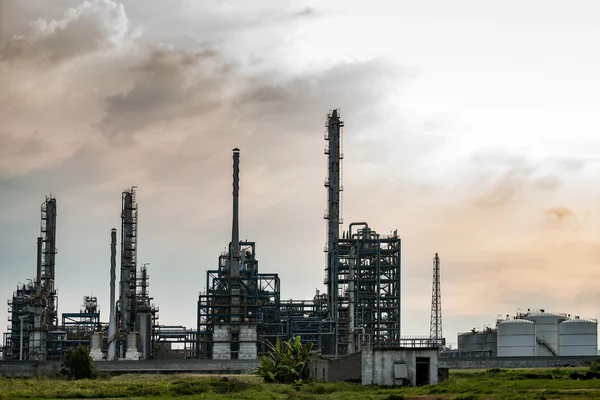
[1,0,599,348]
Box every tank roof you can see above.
[524,312,565,317]
[561,318,598,324]
[500,319,534,324]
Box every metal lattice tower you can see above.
[429,253,442,341]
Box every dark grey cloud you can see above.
[99,46,228,137]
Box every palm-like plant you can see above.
[255,336,314,384]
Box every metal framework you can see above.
[197,242,284,358]
[334,225,402,355]
[61,296,101,338]
[3,196,59,360]
[155,325,197,359]
[430,253,442,341]
[197,149,289,359]
[196,112,406,360]
[2,192,163,361]
[322,110,402,356]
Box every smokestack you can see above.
[231,148,240,264]
[36,237,42,294]
[108,228,117,361]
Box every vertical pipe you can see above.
[108,228,117,361]
[348,246,355,353]
[20,315,24,361]
[36,237,42,294]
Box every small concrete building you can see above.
[362,347,439,386]
[311,347,439,387]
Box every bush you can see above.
[255,336,314,385]
[60,345,98,380]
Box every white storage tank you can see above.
[90,332,104,361]
[559,318,598,356]
[497,319,536,357]
[522,312,568,356]
[124,332,141,360]
[137,313,152,360]
[90,332,103,349]
[212,325,231,360]
[458,330,497,353]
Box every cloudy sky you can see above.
[1,0,599,348]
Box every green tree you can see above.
[61,345,98,380]
[255,336,314,385]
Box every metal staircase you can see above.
[536,337,558,356]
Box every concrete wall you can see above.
[0,361,61,377]
[440,356,600,369]
[310,352,362,382]
[0,359,259,377]
[362,348,438,387]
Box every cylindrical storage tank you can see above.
[497,319,536,357]
[458,331,497,353]
[91,332,103,350]
[137,313,152,360]
[212,325,231,360]
[127,333,139,351]
[90,332,104,361]
[559,319,598,356]
[522,312,567,356]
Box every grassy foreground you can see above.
[2,368,600,399]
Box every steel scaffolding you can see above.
[3,196,59,360]
[197,242,284,358]
[334,225,402,355]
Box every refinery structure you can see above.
[1,109,431,362]
[3,109,598,365]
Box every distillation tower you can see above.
[323,109,402,356]
[197,149,281,360]
[197,110,403,359]
[4,196,59,360]
[116,187,158,360]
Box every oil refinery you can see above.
[2,110,598,379]
[1,109,426,363]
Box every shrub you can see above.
[60,345,98,380]
[255,336,314,385]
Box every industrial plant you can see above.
[1,110,441,364]
[2,109,598,385]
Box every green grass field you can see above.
[2,368,600,400]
